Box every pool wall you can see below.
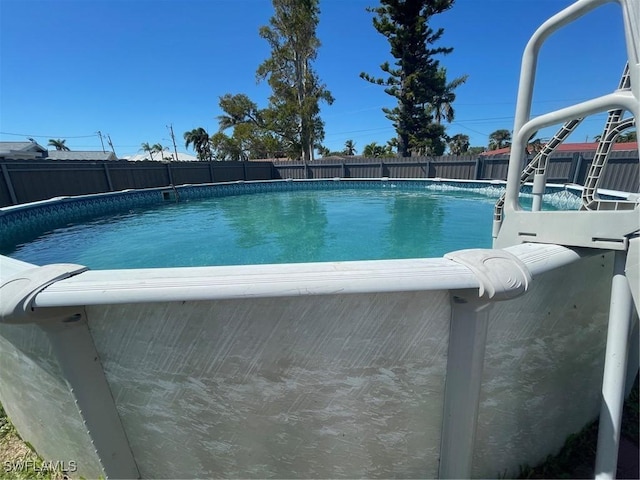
[0,180,625,478]
[0,246,611,478]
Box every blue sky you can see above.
[0,0,630,158]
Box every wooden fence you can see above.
[0,152,637,207]
[272,151,639,193]
[0,160,274,207]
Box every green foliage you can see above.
[489,129,512,150]
[0,403,14,439]
[140,142,156,161]
[0,404,66,479]
[183,127,212,161]
[216,0,333,162]
[343,139,357,156]
[47,139,70,151]
[594,129,636,143]
[361,0,465,157]
[515,374,638,479]
[216,94,291,159]
[362,141,394,158]
[429,67,468,125]
[211,125,285,161]
[617,130,636,142]
[317,145,330,157]
[152,143,171,161]
[467,145,486,155]
[447,133,470,154]
[621,374,639,442]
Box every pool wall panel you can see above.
[0,249,622,478]
[0,323,104,478]
[472,252,612,477]
[85,291,451,478]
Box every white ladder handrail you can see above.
[503,0,639,214]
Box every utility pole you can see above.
[96,131,105,152]
[106,134,117,157]
[167,124,179,162]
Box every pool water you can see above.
[8,188,542,269]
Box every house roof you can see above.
[480,141,638,156]
[46,150,118,161]
[0,141,48,158]
[0,141,46,151]
[123,152,198,162]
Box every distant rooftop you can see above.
[480,141,639,156]
[46,150,117,161]
[0,141,47,159]
[123,152,198,162]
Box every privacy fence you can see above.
[0,160,274,207]
[0,151,637,207]
[272,151,639,193]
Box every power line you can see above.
[0,131,98,139]
[450,123,490,137]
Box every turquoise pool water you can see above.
[7,188,550,269]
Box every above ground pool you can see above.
[2,180,579,269]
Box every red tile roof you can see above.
[480,142,638,156]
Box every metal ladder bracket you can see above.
[445,249,532,301]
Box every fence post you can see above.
[166,162,174,186]
[341,163,345,178]
[425,160,431,178]
[103,163,114,191]
[1,163,18,205]
[243,161,247,181]
[379,160,383,178]
[474,158,482,180]
[209,162,216,183]
[572,153,583,185]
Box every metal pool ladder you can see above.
[492,0,639,479]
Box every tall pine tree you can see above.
[361,0,465,157]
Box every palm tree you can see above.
[363,142,392,158]
[363,142,379,157]
[343,139,357,156]
[431,68,469,125]
[488,129,512,150]
[48,139,70,151]
[141,142,156,161]
[618,130,636,142]
[153,143,169,161]
[184,128,211,161]
[317,146,330,157]
[448,134,470,155]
